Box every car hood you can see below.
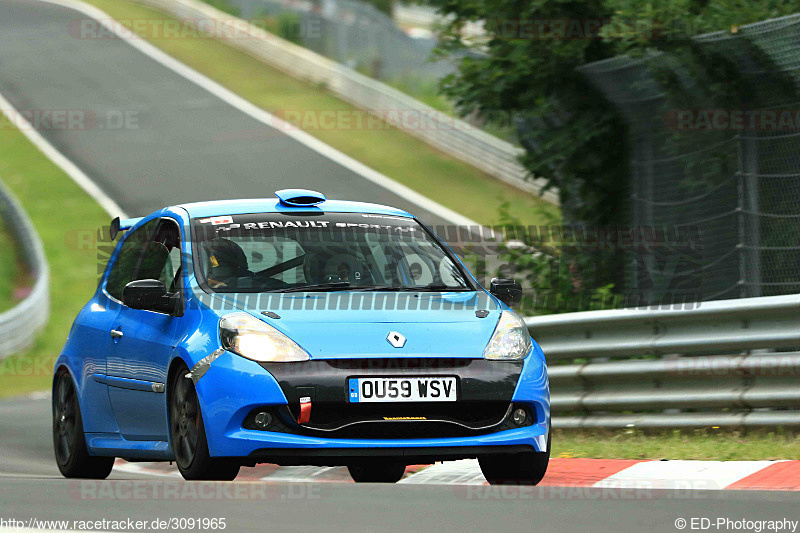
[208,291,501,359]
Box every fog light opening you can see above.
[512,407,528,426]
[254,411,273,429]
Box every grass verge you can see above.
[0,219,19,313]
[0,111,110,398]
[83,0,559,227]
[552,428,800,461]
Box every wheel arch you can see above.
[52,363,79,410]
[165,354,192,455]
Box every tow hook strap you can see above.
[297,396,312,424]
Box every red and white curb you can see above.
[113,458,800,490]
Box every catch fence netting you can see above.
[575,14,800,303]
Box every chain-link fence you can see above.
[574,14,800,303]
[230,0,455,82]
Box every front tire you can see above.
[479,431,550,485]
[348,462,406,483]
[169,365,240,481]
[53,370,115,479]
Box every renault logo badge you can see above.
[387,331,406,348]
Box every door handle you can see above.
[110,329,124,338]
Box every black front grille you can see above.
[243,402,535,440]
[318,422,487,439]
[254,357,526,440]
[323,358,473,371]
[307,401,509,429]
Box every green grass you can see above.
[552,428,800,461]
[383,76,455,114]
[0,219,19,313]
[382,77,520,145]
[85,0,559,227]
[0,112,110,398]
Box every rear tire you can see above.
[348,462,406,483]
[53,370,115,479]
[479,431,550,486]
[169,365,240,481]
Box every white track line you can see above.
[259,465,339,482]
[593,460,777,491]
[399,459,486,485]
[36,0,480,228]
[0,92,127,219]
[112,461,183,479]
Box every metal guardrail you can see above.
[0,178,49,359]
[525,294,800,428]
[133,0,559,205]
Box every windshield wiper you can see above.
[267,283,471,293]
[415,284,470,292]
[267,282,354,293]
[350,284,470,292]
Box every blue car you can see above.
[53,189,550,484]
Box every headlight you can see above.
[483,310,532,361]
[219,313,310,363]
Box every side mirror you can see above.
[123,279,175,314]
[489,278,522,307]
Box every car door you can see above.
[78,218,158,434]
[106,217,185,441]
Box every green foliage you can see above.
[482,202,622,315]
[202,0,239,16]
[0,218,19,313]
[364,0,393,16]
[604,0,800,54]
[276,12,302,44]
[427,0,625,229]
[554,427,800,460]
[0,110,111,398]
[384,75,455,113]
[426,0,800,292]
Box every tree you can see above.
[427,0,800,300]
[428,0,627,228]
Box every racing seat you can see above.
[201,238,252,288]
[303,249,372,285]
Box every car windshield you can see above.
[191,212,472,293]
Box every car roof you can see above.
[174,198,414,219]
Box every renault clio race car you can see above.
[53,189,550,484]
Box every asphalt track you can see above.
[1,0,799,531]
[0,0,455,224]
[3,396,800,533]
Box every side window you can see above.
[105,218,183,301]
[143,219,183,293]
[106,219,159,300]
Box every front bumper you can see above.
[193,349,549,464]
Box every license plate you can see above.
[348,377,457,403]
